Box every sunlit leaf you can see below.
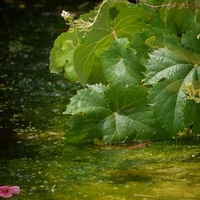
[74,1,151,84]
[49,32,82,82]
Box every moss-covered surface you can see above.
[0,140,199,199]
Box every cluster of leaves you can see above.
[50,0,200,144]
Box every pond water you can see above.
[0,0,200,199]
[0,140,200,199]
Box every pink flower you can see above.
[0,186,20,198]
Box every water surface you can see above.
[0,140,199,199]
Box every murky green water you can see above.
[0,1,200,199]
[0,140,199,199]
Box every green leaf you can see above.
[64,83,108,115]
[160,0,199,33]
[74,2,151,84]
[196,5,200,23]
[49,32,82,82]
[145,48,190,85]
[181,31,200,54]
[100,38,145,85]
[65,82,156,144]
[146,31,200,135]
[148,80,187,135]
[131,29,155,59]
[192,105,200,134]
[160,0,189,26]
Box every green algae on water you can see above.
[0,140,199,199]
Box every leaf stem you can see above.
[112,30,118,40]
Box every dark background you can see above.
[0,0,137,158]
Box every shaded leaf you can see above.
[146,31,200,135]
[181,31,200,54]
[64,83,108,115]
[131,29,155,59]
[100,38,145,85]
[65,82,156,144]
[148,80,187,135]
[160,0,199,33]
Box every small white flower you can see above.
[61,10,70,19]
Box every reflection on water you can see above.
[0,140,199,199]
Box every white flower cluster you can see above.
[61,10,71,20]
[60,0,108,33]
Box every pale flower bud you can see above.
[61,10,70,20]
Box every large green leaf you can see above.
[100,38,145,85]
[64,83,108,115]
[74,1,151,84]
[64,82,157,144]
[146,31,200,135]
[49,31,83,82]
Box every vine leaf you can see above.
[49,31,83,82]
[130,29,155,59]
[160,0,199,34]
[100,38,145,85]
[146,31,200,135]
[160,0,191,26]
[64,82,157,144]
[74,2,151,84]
